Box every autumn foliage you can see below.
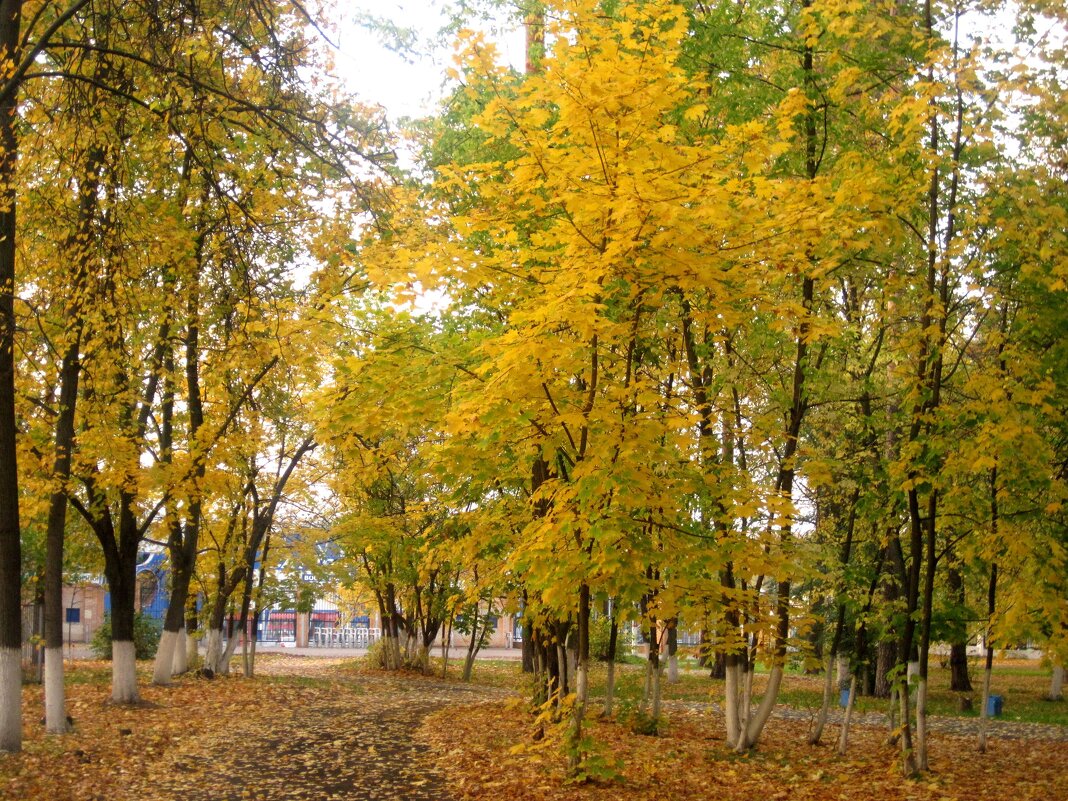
[1,0,1067,797]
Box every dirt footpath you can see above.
[143,670,511,801]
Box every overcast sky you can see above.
[330,1,526,121]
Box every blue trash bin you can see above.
[839,688,851,708]
[987,694,1003,716]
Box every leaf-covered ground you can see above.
[2,655,1066,801]
[2,656,473,801]
[418,702,1068,801]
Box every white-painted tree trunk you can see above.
[837,654,850,686]
[1049,665,1064,701]
[603,660,616,718]
[724,660,741,747]
[744,664,783,747]
[404,632,417,664]
[0,646,22,751]
[111,640,139,704]
[667,653,679,684]
[203,628,222,673]
[837,674,857,756]
[44,647,70,733]
[219,631,240,675]
[172,628,188,675]
[152,630,178,686]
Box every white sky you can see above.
[330,1,526,122]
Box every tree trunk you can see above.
[1049,665,1064,702]
[603,615,618,718]
[185,595,199,668]
[521,619,534,673]
[172,627,188,675]
[916,492,938,771]
[915,676,929,770]
[896,506,923,778]
[203,581,230,673]
[154,522,198,683]
[642,618,656,707]
[0,0,24,755]
[648,625,661,726]
[243,610,260,678]
[556,641,568,699]
[440,613,453,678]
[248,629,258,677]
[186,628,198,668]
[887,687,898,744]
[979,561,998,753]
[947,567,971,692]
[742,580,792,751]
[874,640,894,698]
[808,653,835,746]
[152,513,183,685]
[736,656,753,750]
[710,650,726,680]
[837,674,858,756]
[43,335,84,730]
[724,653,742,747]
[29,596,42,683]
[978,644,993,753]
[666,621,678,684]
[153,629,181,686]
[462,606,480,682]
[204,628,223,673]
[107,555,140,703]
[219,617,241,675]
[536,630,554,706]
[42,143,99,722]
[576,583,590,706]
[876,539,902,701]
[896,679,914,774]
[744,665,784,750]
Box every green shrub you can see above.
[614,697,662,736]
[590,616,634,662]
[364,637,390,668]
[364,636,430,671]
[90,612,162,660]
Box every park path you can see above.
[142,667,512,801]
